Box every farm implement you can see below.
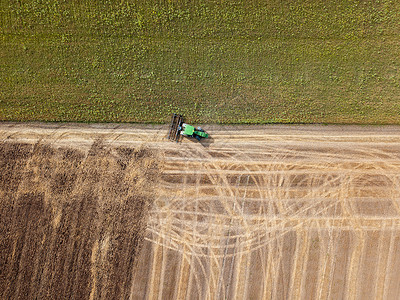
[168,114,209,142]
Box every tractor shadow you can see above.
[186,135,214,148]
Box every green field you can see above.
[1,0,400,124]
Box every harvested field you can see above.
[1,123,400,299]
[0,138,159,299]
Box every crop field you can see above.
[1,123,400,299]
[1,0,400,124]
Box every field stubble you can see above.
[132,126,400,299]
[1,123,400,299]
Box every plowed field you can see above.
[1,123,400,299]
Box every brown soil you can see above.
[0,140,159,300]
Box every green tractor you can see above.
[168,114,209,142]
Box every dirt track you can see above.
[2,123,400,299]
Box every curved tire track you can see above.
[2,123,400,299]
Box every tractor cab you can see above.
[182,124,194,136]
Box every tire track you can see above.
[2,123,400,299]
